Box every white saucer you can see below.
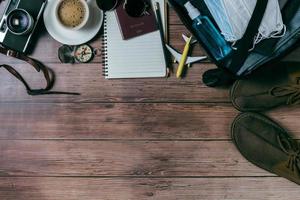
[43,0,103,45]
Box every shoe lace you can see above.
[270,84,300,105]
[277,135,300,174]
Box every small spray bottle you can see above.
[184,1,232,61]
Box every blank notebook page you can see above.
[104,1,166,79]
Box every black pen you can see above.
[154,2,171,74]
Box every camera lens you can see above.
[7,9,34,35]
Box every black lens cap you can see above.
[58,45,75,64]
[96,0,119,11]
[124,0,149,18]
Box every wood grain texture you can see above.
[0,25,210,64]
[0,140,273,177]
[0,26,103,64]
[0,6,298,65]
[0,103,299,140]
[0,2,299,199]
[0,63,227,103]
[0,177,299,200]
[168,9,185,25]
[0,103,236,139]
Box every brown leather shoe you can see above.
[230,62,300,112]
[232,112,300,185]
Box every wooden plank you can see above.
[1,24,296,77]
[169,9,184,25]
[30,28,103,63]
[0,24,209,64]
[0,30,102,64]
[169,25,209,58]
[0,63,227,103]
[0,177,299,200]
[1,103,300,140]
[0,8,297,65]
[0,140,274,177]
[0,103,236,140]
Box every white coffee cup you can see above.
[54,0,90,30]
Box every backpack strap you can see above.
[228,0,269,74]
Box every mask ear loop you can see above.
[250,0,286,52]
[270,24,287,38]
[248,24,286,51]
[221,32,237,43]
[228,0,286,52]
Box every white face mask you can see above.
[204,0,236,42]
[240,0,285,44]
[205,0,285,46]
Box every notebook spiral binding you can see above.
[102,14,108,77]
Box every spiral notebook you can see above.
[103,0,167,79]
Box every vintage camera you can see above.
[0,0,47,53]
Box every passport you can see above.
[115,0,158,40]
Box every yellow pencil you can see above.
[176,36,192,78]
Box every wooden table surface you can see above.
[1,4,300,200]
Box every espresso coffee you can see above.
[58,0,86,28]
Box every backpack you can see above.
[167,0,300,87]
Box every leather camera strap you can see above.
[229,0,269,74]
[0,45,80,95]
[0,0,79,95]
